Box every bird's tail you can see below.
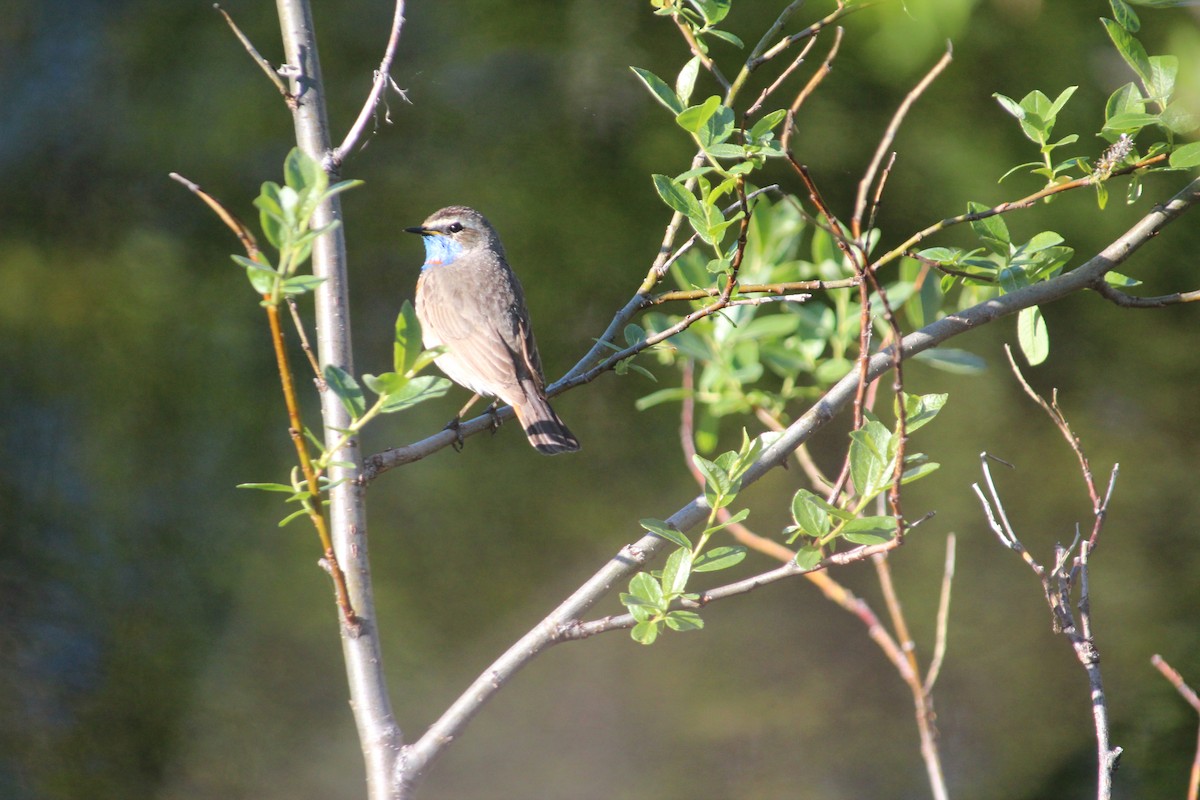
[514,395,580,455]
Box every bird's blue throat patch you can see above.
[420,234,463,270]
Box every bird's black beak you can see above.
[404,226,432,235]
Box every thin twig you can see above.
[1092,280,1200,308]
[332,0,409,166]
[214,4,296,107]
[1151,655,1200,800]
[780,27,843,153]
[924,533,956,692]
[852,44,953,240]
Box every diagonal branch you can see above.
[393,175,1200,793]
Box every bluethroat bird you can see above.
[406,206,581,455]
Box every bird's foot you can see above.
[486,402,503,435]
[443,417,465,452]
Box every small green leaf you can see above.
[901,460,941,485]
[693,545,747,572]
[706,29,744,49]
[993,93,1025,120]
[324,364,365,419]
[676,95,722,134]
[849,419,892,498]
[277,508,310,527]
[232,255,279,295]
[237,482,300,493]
[1103,111,1160,132]
[913,348,987,374]
[362,371,408,397]
[378,375,451,413]
[748,109,789,141]
[1147,55,1178,103]
[1102,18,1153,89]
[790,489,833,539]
[686,0,730,25]
[394,300,423,375]
[631,620,661,645]
[630,66,684,114]
[652,174,704,226]
[899,392,948,434]
[640,518,692,549]
[1169,141,1200,169]
[629,572,665,607]
[284,147,327,194]
[1109,0,1140,32]
[968,203,1011,255]
[664,610,704,632]
[841,516,897,545]
[281,274,326,297]
[675,56,701,107]
[794,545,823,570]
[1017,306,1050,366]
[661,547,693,596]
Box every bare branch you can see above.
[332,0,409,166]
[215,4,296,107]
[852,43,953,240]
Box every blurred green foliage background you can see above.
[2,0,1200,798]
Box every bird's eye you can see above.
[446,222,464,233]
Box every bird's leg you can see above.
[442,394,483,452]
[485,400,503,435]
[442,417,465,452]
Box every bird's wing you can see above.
[418,272,527,400]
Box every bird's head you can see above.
[405,206,505,268]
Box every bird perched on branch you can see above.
[406,206,580,455]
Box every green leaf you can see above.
[394,300,423,375]
[237,482,300,493]
[1107,82,1146,122]
[1101,18,1153,89]
[362,371,408,397]
[692,545,747,572]
[699,104,736,149]
[693,454,734,508]
[1109,0,1140,32]
[324,364,365,419]
[675,56,702,107]
[652,174,704,226]
[629,572,665,607]
[968,203,1010,255]
[899,392,948,434]
[630,66,684,114]
[748,109,788,141]
[378,375,451,413]
[284,147,327,194]
[232,255,278,294]
[794,544,823,570]
[706,29,744,48]
[640,518,692,549]
[993,92,1025,120]
[901,460,941,485]
[631,620,661,645]
[1017,306,1050,366]
[841,516,897,545]
[280,274,325,297]
[1169,141,1200,169]
[661,547,693,596]
[1103,111,1160,132]
[664,610,704,632]
[1147,55,1178,103]
[676,95,722,134]
[790,488,833,539]
[277,508,310,528]
[849,419,892,498]
[914,348,987,374]
[686,0,730,25]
